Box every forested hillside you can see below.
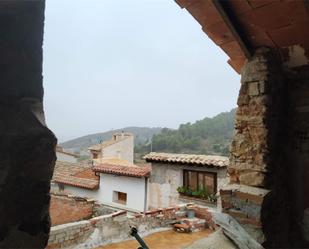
[60,127,162,152]
[136,109,236,156]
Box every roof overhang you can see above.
[176,0,309,73]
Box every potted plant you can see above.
[191,190,201,197]
[208,193,218,202]
[185,187,193,196]
[177,186,186,195]
[199,187,209,200]
[186,204,196,219]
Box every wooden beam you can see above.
[212,0,252,59]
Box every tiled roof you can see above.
[93,162,151,178]
[176,0,309,72]
[144,152,228,168]
[52,161,99,190]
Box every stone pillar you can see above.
[0,1,57,248]
[221,48,288,244]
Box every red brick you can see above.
[234,191,264,205]
[49,194,94,226]
[220,189,233,196]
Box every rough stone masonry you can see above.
[0,1,57,248]
[223,47,309,248]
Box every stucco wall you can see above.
[56,151,77,163]
[59,185,101,200]
[148,163,227,209]
[102,136,134,163]
[100,173,147,212]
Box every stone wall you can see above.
[229,48,285,187]
[224,47,309,247]
[223,47,288,245]
[50,194,95,226]
[47,205,189,249]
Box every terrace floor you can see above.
[97,229,213,249]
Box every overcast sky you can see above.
[43,0,240,142]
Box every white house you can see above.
[92,160,151,212]
[51,161,99,197]
[51,159,151,212]
[56,146,78,163]
[89,132,134,164]
[144,152,229,210]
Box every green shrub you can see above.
[185,187,193,196]
[177,186,187,194]
[208,193,218,202]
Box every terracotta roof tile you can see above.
[52,161,99,190]
[93,163,151,178]
[144,152,228,168]
[178,0,309,72]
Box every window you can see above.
[113,191,127,205]
[92,153,98,159]
[183,170,217,194]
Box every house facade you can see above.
[144,152,228,209]
[51,159,151,212]
[89,132,134,164]
[93,162,150,212]
[51,161,100,198]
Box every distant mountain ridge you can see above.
[60,127,162,152]
[136,108,236,156]
[61,109,236,157]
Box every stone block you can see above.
[237,94,250,106]
[239,171,265,187]
[248,82,260,96]
[234,191,264,205]
[259,81,266,94]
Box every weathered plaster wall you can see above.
[148,163,227,209]
[0,1,57,248]
[56,152,77,163]
[102,136,134,163]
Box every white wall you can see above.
[59,185,102,200]
[56,151,77,163]
[148,163,228,209]
[102,136,134,163]
[51,173,147,212]
[100,173,146,211]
